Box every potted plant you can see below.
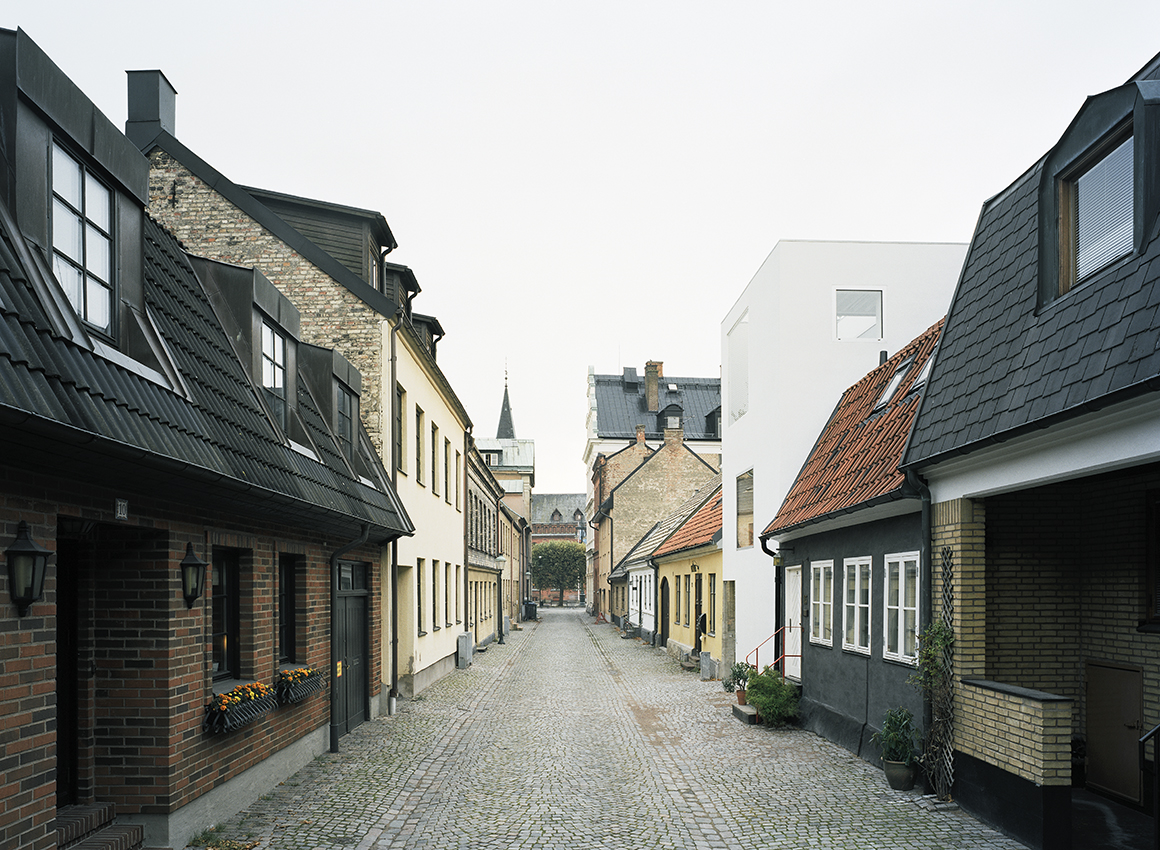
[871,706,919,790]
[722,662,754,704]
[203,681,277,734]
[745,665,799,726]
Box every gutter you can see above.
[330,523,370,753]
[759,536,783,671]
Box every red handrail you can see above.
[746,625,804,675]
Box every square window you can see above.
[836,290,883,340]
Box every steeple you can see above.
[496,376,516,439]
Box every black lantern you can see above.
[180,542,207,609]
[6,521,50,616]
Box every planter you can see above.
[276,671,327,705]
[736,689,747,706]
[883,759,917,791]
[204,693,277,734]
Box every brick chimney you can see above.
[126,69,178,147]
[645,361,663,411]
[635,424,646,444]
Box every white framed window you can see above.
[842,557,872,655]
[836,290,883,340]
[874,360,911,410]
[884,552,920,663]
[261,321,287,428]
[810,560,834,646]
[52,143,114,332]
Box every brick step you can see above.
[56,803,143,850]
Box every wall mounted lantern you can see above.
[180,543,208,609]
[6,521,51,616]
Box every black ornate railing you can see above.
[1140,722,1160,849]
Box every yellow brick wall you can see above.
[956,683,1073,785]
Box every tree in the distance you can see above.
[530,541,586,607]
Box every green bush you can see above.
[745,665,799,726]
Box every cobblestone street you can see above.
[197,608,1026,850]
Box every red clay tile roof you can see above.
[654,488,723,557]
[763,319,944,537]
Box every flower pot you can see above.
[203,693,277,734]
[736,689,747,706]
[276,672,327,705]
[883,759,917,791]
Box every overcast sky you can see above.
[8,1,1160,492]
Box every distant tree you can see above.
[530,541,586,607]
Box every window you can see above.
[431,423,440,496]
[51,143,113,332]
[884,552,920,662]
[1061,130,1134,295]
[445,562,453,627]
[455,452,462,509]
[261,322,287,429]
[874,361,911,410]
[684,574,691,624]
[709,573,717,635]
[842,557,872,654]
[395,385,406,474]
[910,356,933,392]
[444,439,451,503]
[736,470,754,548]
[666,415,681,429]
[212,550,241,680]
[810,560,834,646]
[836,290,883,340]
[675,576,681,624]
[278,554,298,664]
[415,407,424,485]
[432,560,441,630]
[728,312,749,422]
[336,384,355,460]
[416,558,425,634]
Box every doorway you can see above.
[659,578,670,650]
[693,573,704,654]
[1086,661,1143,803]
[335,561,370,736]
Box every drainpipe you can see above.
[759,535,782,671]
[331,523,370,753]
[388,309,403,715]
[905,468,933,741]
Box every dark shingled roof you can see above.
[765,321,941,537]
[594,370,721,441]
[0,199,412,542]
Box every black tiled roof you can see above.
[594,373,721,441]
[904,152,1160,468]
[0,201,412,542]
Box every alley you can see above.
[196,609,1025,850]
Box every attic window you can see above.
[1060,129,1134,294]
[667,383,678,392]
[909,357,933,392]
[874,360,912,410]
[52,143,114,333]
[336,383,355,461]
[666,415,681,429]
[261,321,288,429]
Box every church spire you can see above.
[496,375,516,439]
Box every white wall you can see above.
[720,240,967,661]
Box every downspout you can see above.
[388,309,403,716]
[905,468,933,741]
[759,535,783,671]
[331,523,370,754]
[651,557,660,647]
[464,431,472,642]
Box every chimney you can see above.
[126,70,177,147]
[635,424,646,444]
[663,426,684,447]
[645,361,662,411]
[879,350,889,366]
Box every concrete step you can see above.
[56,803,143,850]
[732,703,759,725]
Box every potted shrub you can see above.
[722,662,754,704]
[871,706,919,790]
[745,665,799,726]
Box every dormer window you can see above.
[1060,129,1134,295]
[52,143,113,332]
[666,415,681,429]
[261,321,287,428]
[336,383,355,461]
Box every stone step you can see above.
[732,703,759,725]
[56,803,143,850]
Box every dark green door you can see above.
[335,562,369,737]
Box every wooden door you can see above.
[784,566,802,680]
[1086,661,1142,802]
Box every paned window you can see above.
[415,408,424,485]
[675,575,681,623]
[884,552,920,662]
[684,574,691,624]
[444,438,451,502]
[836,290,883,340]
[842,557,872,654]
[395,385,406,473]
[1062,131,1134,293]
[212,550,241,680]
[278,554,299,664]
[431,423,440,495]
[445,562,453,627]
[416,558,425,634]
[432,560,440,629]
[337,384,355,460]
[810,560,834,646]
[709,573,717,635]
[51,143,113,331]
[261,322,287,428]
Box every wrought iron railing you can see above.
[745,625,804,676]
[1140,722,1160,849]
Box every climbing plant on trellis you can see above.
[912,545,956,799]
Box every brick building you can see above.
[0,29,410,850]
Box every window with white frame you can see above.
[842,557,872,654]
[810,560,834,646]
[261,322,287,429]
[52,143,114,332]
[884,552,920,663]
[836,290,883,340]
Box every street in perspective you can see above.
[193,608,1025,850]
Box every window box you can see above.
[276,667,327,706]
[203,682,277,734]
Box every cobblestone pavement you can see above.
[197,608,1027,850]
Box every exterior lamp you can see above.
[495,554,507,644]
[180,543,207,609]
[6,521,50,616]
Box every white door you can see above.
[784,566,802,680]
